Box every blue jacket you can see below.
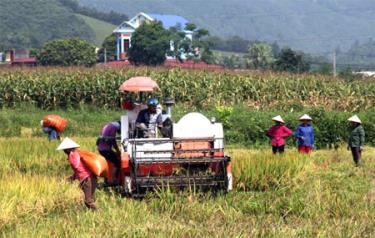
[43,127,59,140]
[295,124,314,146]
[136,109,162,126]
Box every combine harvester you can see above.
[116,77,232,196]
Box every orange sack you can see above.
[78,150,108,177]
[43,115,68,133]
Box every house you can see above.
[2,49,37,66]
[113,12,193,61]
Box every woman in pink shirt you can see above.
[57,138,97,210]
[267,115,293,154]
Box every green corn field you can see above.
[0,67,374,111]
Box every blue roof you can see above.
[148,13,189,29]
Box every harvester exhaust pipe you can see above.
[163,97,175,117]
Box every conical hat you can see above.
[57,137,80,150]
[348,115,362,124]
[272,115,285,123]
[299,114,312,121]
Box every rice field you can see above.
[1,138,374,237]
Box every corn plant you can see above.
[0,67,374,111]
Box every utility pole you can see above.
[333,50,337,77]
[104,48,107,64]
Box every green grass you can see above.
[3,105,375,149]
[76,14,116,46]
[0,105,124,137]
[0,137,374,237]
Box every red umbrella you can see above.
[119,76,159,92]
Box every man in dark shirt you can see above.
[136,98,162,138]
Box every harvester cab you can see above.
[117,77,232,196]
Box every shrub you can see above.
[37,38,97,66]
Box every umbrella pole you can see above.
[139,92,144,102]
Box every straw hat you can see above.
[299,114,312,121]
[348,115,362,124]
[272,115,285,123]
[57,137,80,150]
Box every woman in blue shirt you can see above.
[295,114,314,154]
[41,120,60,141]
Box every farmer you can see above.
[97,121,121,185]
[136,98,163,138]
[347,115,365,166]
[267,115,293,154]
[57,137,97,210]
[41,120,60,141]
[295,114,315,154]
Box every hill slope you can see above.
[0,0,95,49]
[76,14,116,46]
[79,0,375,53]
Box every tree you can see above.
[314,63,332,75]
[338,67,362,82]
[167,26,192,62]
[168,24,216,64]
[209,36,251,53]
[338,39,375,67]
[219,54,243,69]
[271,41,281,58]
[272,48,310,73]
[98,34,117,62]
[37,38,97,66]
[184,23,197,32]
[245,42,274,69]
[190,27,215,64]
[128,21,170,66]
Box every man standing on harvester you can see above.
[136,98,163,138]
[97,121,121,185]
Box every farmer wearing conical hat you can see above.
[267,115,293,154]
[347,115,365,166]
[295,114,315,154]
[57,138,97,210]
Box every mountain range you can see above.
[79,0,375,53]
[0,0,122,50]
[1,0,374,55]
